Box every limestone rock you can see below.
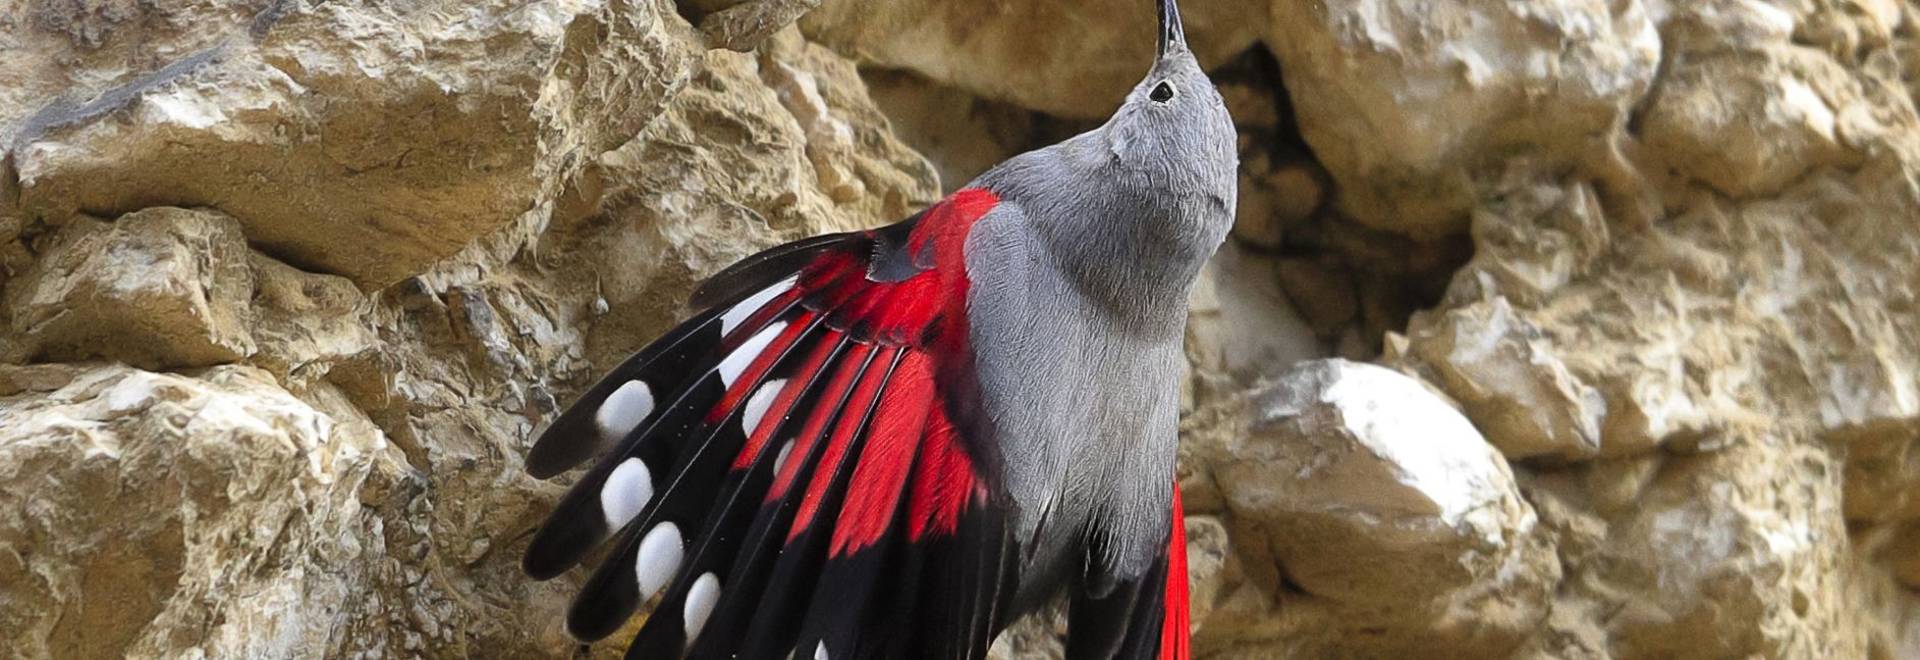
[1525,442,1865,659]
[1199,359,1556,658]
[0,363,406,659]
[862,69,1042,191]
[9,0,602,287]
[800,0,1264,119]
[1638,47,1864,198]
[1267,0,1661,233]
[3,207,255,368]
[246,253,376,387]
[1187,244,1323,379]
[1403,297,1606,461]
[1230,158,1323,252]
[686,0,822,52]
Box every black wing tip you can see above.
[522,507,611,581]
[523,449,573,480]
[525,405,605,479]
[566,592,635,643]
[522,548,571,581]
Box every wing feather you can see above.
[525,189,1022,659]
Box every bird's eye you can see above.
[1150,81,1176,103]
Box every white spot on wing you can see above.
[721,277,798,336]
[742,379,786,436]
[683,572,722,642]
[771,439,794,476]
[814,641,830,660]
[600,458,654,528]
[595,380,655,440]
[635,522,684,598]
[719,321,788,387]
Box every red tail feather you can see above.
[1160,484,1191,660]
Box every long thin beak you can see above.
[1158,0,1187,58]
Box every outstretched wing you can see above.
[523,188,1020,660]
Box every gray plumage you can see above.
[961,6,1237,611]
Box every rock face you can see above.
[5,0,1920,659]
[4,207,256,369]
[1197,360,1557,659]
[0,364,401,659]
[6,0,589,288]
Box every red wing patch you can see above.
[525,187,1013,659]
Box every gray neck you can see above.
[977,130,1231,339]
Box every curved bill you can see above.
[1158,0,1188,57]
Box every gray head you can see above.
[1101,0,1238,198]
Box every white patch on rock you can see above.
[1212,359,1555,617]
[1245,360,1511,523]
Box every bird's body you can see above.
[518,2,1236,658]
[966,120,1235,612]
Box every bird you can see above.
[517,0,1237,657]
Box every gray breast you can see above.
[961,199,1184,602]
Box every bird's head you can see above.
[1102,0,1238,197]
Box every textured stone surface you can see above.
[800,0,1265,119]
[1193,359,1556,658]
[3,207,256,369]
[0,363,404,659]
[7,0,599,288]
[1268,0,1660,234]
[7,0,1920,657]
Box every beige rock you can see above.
[3,207,255,368]
[1529,441,1868,659]
[1189,244,1323,378]
[10,0,606,288]
[1880,523,1920,589]
[800,0,1264,119]
[1230,155,1325,252]
[863,69,1039,191]
[0,363,406,659]
[685,0,821,52]
[1832,418,1920,524]
[246,253,375,386]
[1267,0,1660,234]
[1274,256,1355,336]
[1199,359,1556,658]
[1458,168,1612,308]
[1638,48,1864,198]
[1403,297,1606,461]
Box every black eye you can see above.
[1150,81,1175,103]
